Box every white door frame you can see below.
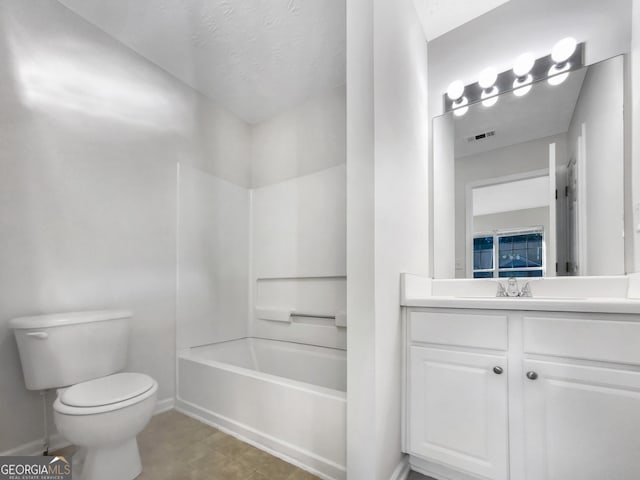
[548,143,557,277]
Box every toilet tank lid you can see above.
[10,310,132,330]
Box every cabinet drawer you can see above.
[524,315,640,365]
[409,310,508,350]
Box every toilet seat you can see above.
[62,373,154,407]
[54,373,157,416]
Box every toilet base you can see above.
[52,376,157,480]
[77,438,142,480]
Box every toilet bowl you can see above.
[10,310,157,479]
[53,372,158,480]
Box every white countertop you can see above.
[402,296,640,314]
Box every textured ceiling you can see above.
[58,0,346,123]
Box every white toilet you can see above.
[11,310,157,480]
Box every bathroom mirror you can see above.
[433,55,625,279]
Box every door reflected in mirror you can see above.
[433,55,625,278]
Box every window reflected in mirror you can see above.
[473,230,544,278]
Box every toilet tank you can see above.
[11,310,131,390]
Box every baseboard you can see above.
[1,396,176,457]
[154,397,175,415]
[390,456,411,480]
[0,433,70,457]
[410,455,479,480]
[175,397,345,480]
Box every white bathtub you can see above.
[176,338,346,480]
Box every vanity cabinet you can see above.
[522,360,640,480]
[409,346,509,480]
[403,307,640,480]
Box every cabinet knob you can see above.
[493,366,503,375]
[526,371,538,380]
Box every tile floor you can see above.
[53,409,318,480]
[53,409,436,479]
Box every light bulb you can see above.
[447,80,464,101]
[548,72,569,86]
[548,63,570,86]
[481,86,499,107]
[479,68,497,90]
[452,96,468,116]
[513,74,533,96]
[454,106,468,117]
[551,37,577,64]
[513,53,535,77]
[513,84,532,97]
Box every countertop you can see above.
[402,296,640,314]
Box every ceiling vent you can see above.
[466,130,496,143]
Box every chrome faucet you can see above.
[520,281,532,297]
[506,277,520,297]
[496,278,533,297]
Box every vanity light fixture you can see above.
[478,68,497,89]
[551,37,577,63]
[547,66,570,86]
[513,75,533,96]
[447,80,469,116]
[548,37,576,86]
[513,53,535,77]
[512,53,535,97]
[447,80,464,101]
[479,68,499,107]
[453,96,469,116]
[442,39,584,113]
[481,88,499,107]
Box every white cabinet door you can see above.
[523,360,640,480]
[409,346,509,480]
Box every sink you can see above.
[455,296,587,300]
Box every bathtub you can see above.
[175,338,346,480]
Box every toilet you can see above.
[11,310,157,480]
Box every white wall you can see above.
[346,0,377,476]
[252,165,346,279]
[433,114,456,278]
[250,165,347,349]
[568,56,625,275]
[632,0,640,272]
[0,0,250,454]
[177,165,250,350]
[472,176,550,216]
[247,74,347,347]
[250,86,346,188]
[175,84,348,351]
[474,207,549,236]
[455,134,566,277]
[193,105,251,187]
[347,0,430,477]
[373,0,430,475]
